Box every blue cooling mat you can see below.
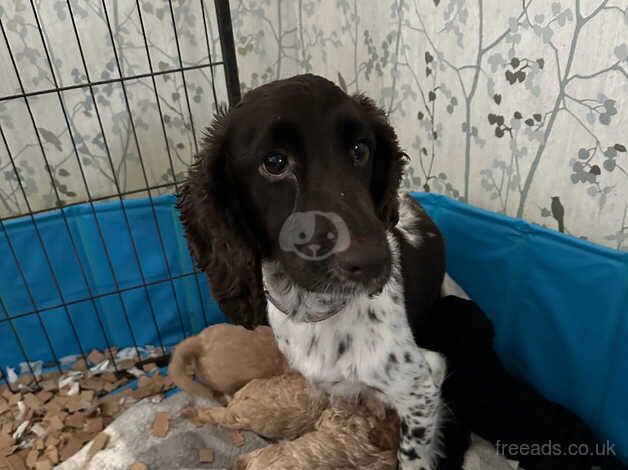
[0,192,626,460]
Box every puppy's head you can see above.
[178,74,405,326]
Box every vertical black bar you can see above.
[214,0,241,105]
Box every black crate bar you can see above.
[2,271,204,325]
[0,63,223,104]
[0,0,240,391]
[215,0,241,105]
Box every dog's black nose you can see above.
[333,240,389,283]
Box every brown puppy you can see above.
[234,406,399,470]
[196,373,399,470]
[197,373,329,440]
[168,324,288,398]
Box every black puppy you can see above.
[421,295,626,470]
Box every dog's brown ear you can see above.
[353,94,406,229]
[177,108,267,328]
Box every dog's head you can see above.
[178,74,405,327]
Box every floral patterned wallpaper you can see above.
[0,0,626,251]
[232,0,628,250]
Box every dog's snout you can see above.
[333,240,390,283]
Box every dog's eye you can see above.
[261,153,288,176]
[350,141,370,165]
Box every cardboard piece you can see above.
[35,392,53,405]
[25,450,39,468]
[44,447,58,465]
[34,460,52,470]
[0,431,15,449]
[59,436,83,462]
[22,394,41,411]
[198,448,214,463]
[84,417,104,434]
[151,412,169,438]
[80,378,104,392]
[142,363,157,372]
[87,350,106,366]
[5,454,27,470]
[71,359,88,372]
[65,413,84,429]
[87,432,109,458]
[0,399,10,415]
[39,381,57,393]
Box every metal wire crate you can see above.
[0,0,240,392]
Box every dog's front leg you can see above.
[370,349,446,470]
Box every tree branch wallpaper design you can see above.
[0,0,228,217]
[232,0,628,250]
[1,0,626,250]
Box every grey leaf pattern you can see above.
[38,128,63,152]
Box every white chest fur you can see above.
[270,287,407,395]
[266,233,443,401]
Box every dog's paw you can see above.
[197,406,241,428]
